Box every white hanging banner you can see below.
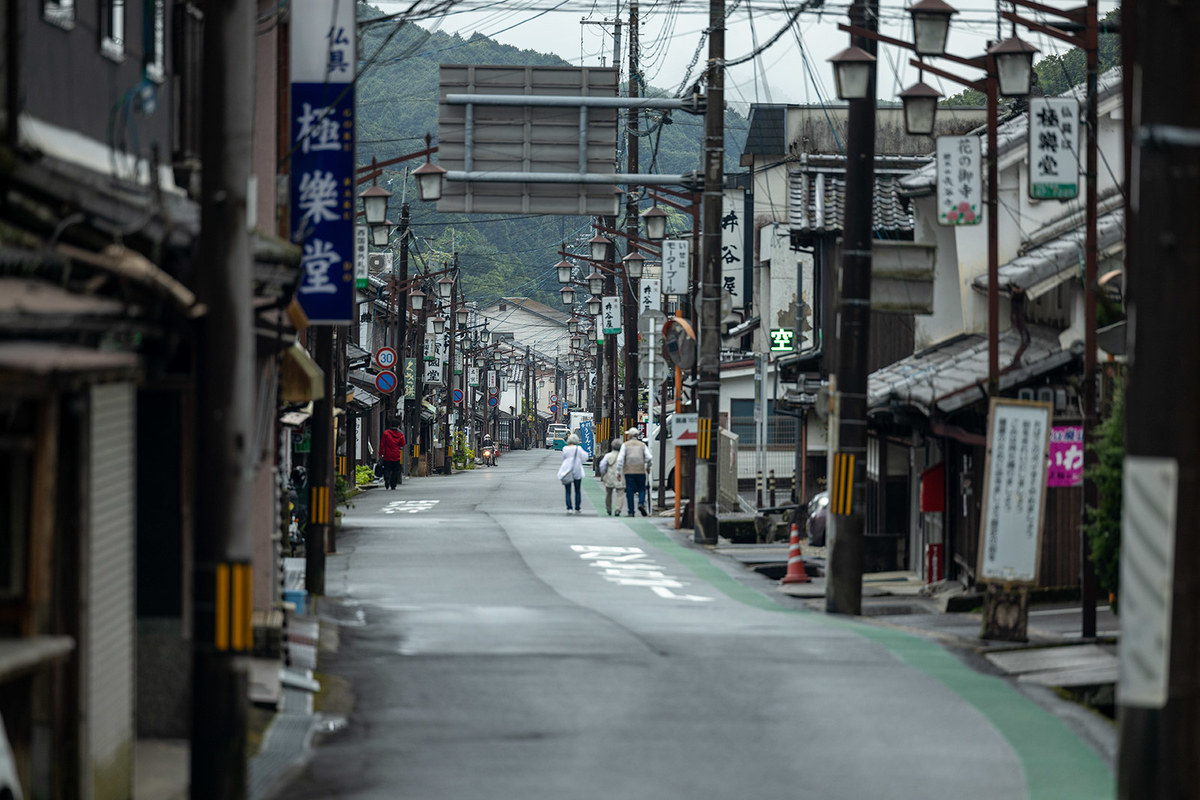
[662,239,690,295]
[936,135,982,226]
[977,399,1052,584]
[640,278,662,315]
[468,367,479,387]
[1029,97,1080,199]
[355,226,369,289]
[601,296,621,335]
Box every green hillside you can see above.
[355,4,748,308]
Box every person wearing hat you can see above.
[615,427,652,517]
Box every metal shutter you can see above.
[85,383,136,799]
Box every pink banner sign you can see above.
[1047,425,1084,487]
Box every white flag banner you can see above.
[662,239,690,295]
[936,135,982,226]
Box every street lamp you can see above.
[359,184,391,225]
[641,205,668,242]
[475,355,486,367]
[589,343,598,356]
[413,156,447,203]
[409,288,426,311]
[829,46,877,100]
[622,251,646,279]
[456,308,469,326]
[560,285,576,306]
[589,234,610,263]
[988,36,1038,97]
[571,335,582,350]
[908,0,957,56]
[567,317,579,333]
[431,316,446,335]
[586,270,605,296]
[555,257,574,284]
[370,219,392,247]
[437,275,455,300]
[898,81,943,135]
[587,297,602,316]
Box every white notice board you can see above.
[977,398,1052,584]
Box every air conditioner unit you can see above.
[367,254,386,275]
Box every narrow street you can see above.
[289,449,1113,800]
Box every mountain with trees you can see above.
[355,4,748,309]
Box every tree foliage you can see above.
[942,11,1120,107]
[355,4,747,311]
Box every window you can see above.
[42,0,75,29]
[145,0,165,81]
[729,399,789,445]
[100,0,125,62]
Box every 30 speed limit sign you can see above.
[375,347,398,370]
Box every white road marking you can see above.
[651,587,715,602]
[572,544,714,602]
[382,500,440,514]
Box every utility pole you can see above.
[308,326,333,589]
[191,0,254,793]
[623,0,640,432]
[825,0,877,614]
[444,262,458,475]
[603,218,618,447]
[1078,0,1100,640]
[1118,0,1200,796]
[693,0,724,545]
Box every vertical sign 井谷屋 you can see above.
[290,0,356,323]
[720,188,744,301]
[977,398,1052,584]
[936,135,982,226]
[640,278,662,315]
[661,239,690,296]
[602,297,621,335]
[1028,97,1080,199]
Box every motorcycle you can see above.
[480,445,496,467]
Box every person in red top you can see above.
[380,423,406,490]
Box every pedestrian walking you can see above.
[616,427,652,517]
[599,438,623,515]
[557,434,587,514]
[380,422,406,490]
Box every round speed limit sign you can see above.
[375,347,398,369]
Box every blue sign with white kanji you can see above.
[289,0,356,324]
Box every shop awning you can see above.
[280,341,325,403]
[348,385,380,413]
[346,341,371,369]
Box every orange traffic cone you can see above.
[781,523,810,584]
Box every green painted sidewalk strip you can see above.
[582,479,1114,800]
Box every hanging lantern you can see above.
[560,285,576,306]
[586,271,605,296]
[829,46,876,100]
[589,234,610,263]
[641,205,668,241]
[555,258,573,284]
[899,81,943,135]
[908,0,957,56]
[988,36,1038,97]
[358,184,391,225]
[622,251,646,279]
[409,288,425,311]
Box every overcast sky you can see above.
[378,0,1120,110]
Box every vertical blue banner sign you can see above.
[290,0,356,324]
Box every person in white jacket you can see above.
[599,438,623,515]
[557,434,587,514]
[615,427,652,517]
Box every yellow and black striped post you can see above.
[310,485,332,526]
[697,416,712,459]
[198,561,254,654]
[830,452,855,516]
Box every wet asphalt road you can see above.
[287,449,1113,800]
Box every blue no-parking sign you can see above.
[451,389,464,404]
[375,371,397,394]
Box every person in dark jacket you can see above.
[380,423,406,490]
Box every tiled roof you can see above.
[789,156,930,234]
[742,105,788,157]
[900,67,1124,193]
[868,325,1075,415]
[973,207,1125,295]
